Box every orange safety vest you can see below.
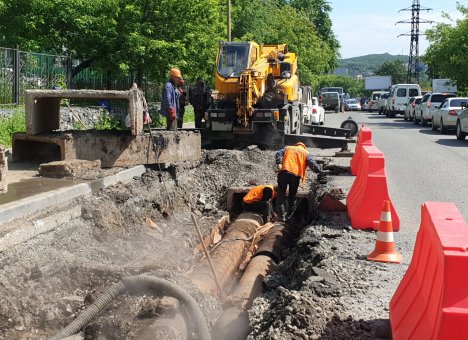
[243,185,277,204]
[282,145,310,183]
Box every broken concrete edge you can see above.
[0,205,82,253]
[0,165,146,229]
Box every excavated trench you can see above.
[0,147,389,339]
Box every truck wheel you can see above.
[335,106,339,113]
[340,119,358,137]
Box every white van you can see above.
[387,84,421,118]
[368,91,386,112]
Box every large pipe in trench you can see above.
[190,212,264,296]
[213,223,292,340]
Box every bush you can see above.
[0,106,26,147]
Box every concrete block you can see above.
[12,130,201,167]
[38,159,101,178]
[25,89,144,136]
[0,165,146,229]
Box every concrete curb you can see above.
[0,165,146,252]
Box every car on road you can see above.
[432,97,468,133]
[456,103,468,140]
[404,96,422,121]
[344,99,361,111]
[303,96,325,125]
[386,84,421,118]
[415,92,456,126]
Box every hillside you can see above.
[335,53,407,77]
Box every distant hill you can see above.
[335,53,407,78]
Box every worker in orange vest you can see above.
[243,185,278,224]
[275,142,322,221]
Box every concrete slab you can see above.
[12,130,201,167]
[0,165,146,227]
[25,89,144,135]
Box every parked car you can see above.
[404,96,422,121]
[386,84,421,117]
[378,92,389,114]
[456,102,468,140]
[415,92,456,126]
[344,99,361,111]
[431,97,468,133]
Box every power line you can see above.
[396,1,434,83]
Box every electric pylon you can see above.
[397,1,433,83]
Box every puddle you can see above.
[0,177,84,205]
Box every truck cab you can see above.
[208,41,302,138]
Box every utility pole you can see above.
[396,1,433,84]
[227,0,231,42]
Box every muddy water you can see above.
[0,177,83,205]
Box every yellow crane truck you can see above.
[206,41,303,142]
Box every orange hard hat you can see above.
[295,142,306,148]
[170,68,182,78]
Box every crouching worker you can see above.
[242,185,278,224]
[276,142,322,221]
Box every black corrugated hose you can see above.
[49,275,211,340]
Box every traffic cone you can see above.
[367,200,402,263]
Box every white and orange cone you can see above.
[367,200,402,264]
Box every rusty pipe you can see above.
[213,223,292,339]
[190,212,263,296]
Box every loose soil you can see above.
[0,146,400,339]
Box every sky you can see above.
[329,0,467,59]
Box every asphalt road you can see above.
[324,109,468,258]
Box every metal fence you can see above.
[0,47,162,105]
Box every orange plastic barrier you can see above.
[390,202,468,339]
[346,145,400,231]
[350,126,372,176]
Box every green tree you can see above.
[0,0,225,84]
[314,74,365,98]
[232,0,338,84]
[423,6,468,92]
[286,0,340,57]
[374,60,406,84]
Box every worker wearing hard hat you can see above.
[275,142,322,221]
[161,68,184,131]
[243,184,278,224]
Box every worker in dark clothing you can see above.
[188,78,211,128]
[243,185,278,224]
[177,79,187,129]
[275,142,322,221]
[161,68,184,131]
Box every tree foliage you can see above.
[423,6,468,92]
[0,0,225,84]
[313,74,365,98]
[374,60,407,85]
[232,0,338,85]
[0,0,339,86]
[338,53,407,78]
